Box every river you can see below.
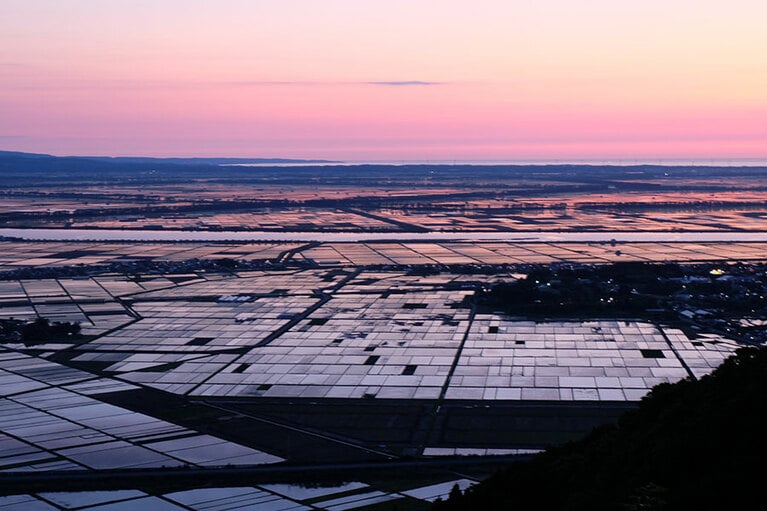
[3,228,767,243]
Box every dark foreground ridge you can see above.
[435,346,767,511]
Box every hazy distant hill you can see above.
[2,150,767,189]
[0,151,341,184]
[0,150,337,165]
[79,155,340,165]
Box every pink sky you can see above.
[1,0,765,160]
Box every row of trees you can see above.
[0,318,80,345]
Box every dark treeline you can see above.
[474,262,767,320]
[0,317,81,345]
[0,256,307,281]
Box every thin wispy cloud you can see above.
[231,81,317,86]
[228,80,442,87]
[0,79,448,92]
[367,81,439,86]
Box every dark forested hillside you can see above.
[435,346,767,511]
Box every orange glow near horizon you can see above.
[1,0,766,160]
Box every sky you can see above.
[1,0,766,160]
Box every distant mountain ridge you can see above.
[0,150,339,165]
[0,150,349,184]
[3,149,767,189]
